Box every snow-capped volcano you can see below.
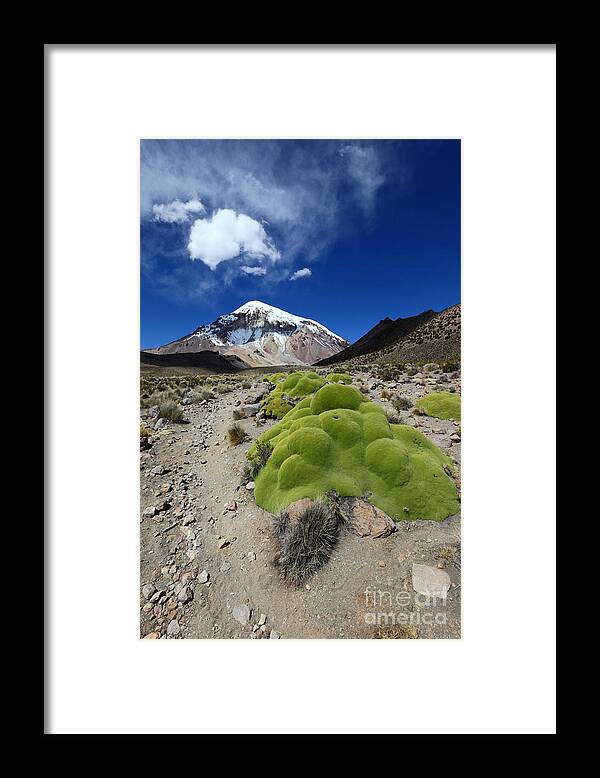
[145,300,349,367]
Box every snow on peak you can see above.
[231,300,344,341]
[233,300,285,316]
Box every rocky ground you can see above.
[139,367,461,639]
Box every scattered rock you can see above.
[411,563,451,598]
[269,630,280,639]
[166,619,180,636]
[141,583,156,600]
[197,570,210,584]
[224,500,237,512]
[246,481,255,491]
[142,506,157,518]
[233,604,251,625]
[177,586,192,603]
[143,632,160,639]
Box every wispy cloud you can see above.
[241,265,267,276]
[289,268,312,281]
[152,198,206,224]
[338,145,385,216]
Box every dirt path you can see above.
[140,372,461,639]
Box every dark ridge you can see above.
[315,309,437,366]
[140,350,247,372]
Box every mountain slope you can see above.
[145,301,348,367]
[316,304,460,366]
[316,309,437,366]
[379,304,460,363]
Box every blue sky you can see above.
[141,139,460,348]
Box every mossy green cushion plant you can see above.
[326,372,352,384]
[261,394,295,420]
[260,370,328,419]
[249,383,459,521]
[266,372,287,384]
[415,391,461,421]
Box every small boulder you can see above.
[339,497,396,538]
[411,563,451,599]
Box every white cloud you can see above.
[187,208,281,271]
[289,267,312,281]
[241,265,267,276]
[152,198,206,224]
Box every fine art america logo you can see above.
[364,587,448,626]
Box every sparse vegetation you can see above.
[392,395,413,412]
[227,422,247,446]
[158,400,184,423]
[243,439,273,481]
[273,498,340,586]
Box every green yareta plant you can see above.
[248,383,459,521]
[415,391,461,421]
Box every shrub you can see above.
[227,422,247,446]
[140,423,152,438]
[190,388,214,403]
[244,439,273,480]
[273,499,340,586]
[440,361,460,373]
[392,395,413,411]
[158,401,184,423]
[232,408,245,420]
